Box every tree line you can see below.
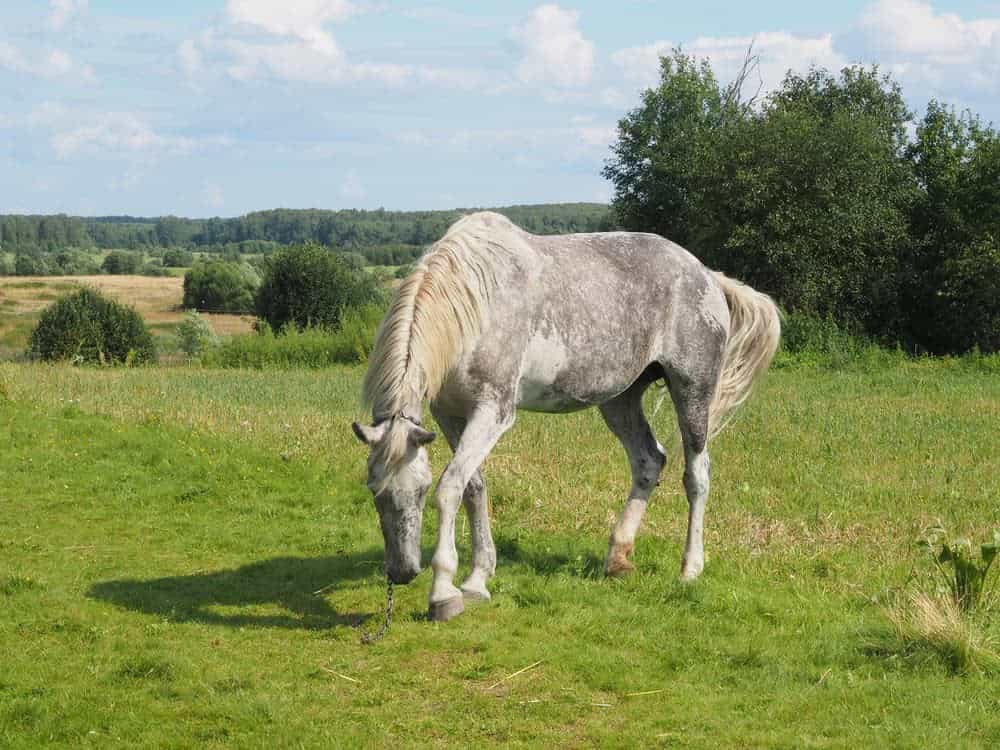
[603,52,1000,354]
[0,203,612,260]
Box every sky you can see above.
[2,0,1000,217]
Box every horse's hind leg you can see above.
[667,379,713,581]
[599,380,666,577]
[430,407,496,602]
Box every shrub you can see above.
[204,304,382,368]
[54,249,101,275]
[28,287,156,364]
[176,309,218,358]
[14,253,49,276]
[101,251,142,275]
[254,244,385,332]
[183,261,260,313]
[162,248,194,267]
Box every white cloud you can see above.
[514,4,594,88]
[611,32,844,99]
[226,0,354,55]
[49,0,88,31]
[0,42,95,82]
[859,0,1000,63]
[851,0,1000,95]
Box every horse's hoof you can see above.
[605,559,635,578]
[428,595,465,622]
[460,585,491,602]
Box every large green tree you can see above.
[254,244,385,332]
[183,261,260,313]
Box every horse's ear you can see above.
[408,425,436,447]
[352,421,384,445]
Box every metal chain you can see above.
[360,578,394,644]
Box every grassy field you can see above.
[0,276,254,359]
[1,358,998,748]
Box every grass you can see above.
[1,359,999,747]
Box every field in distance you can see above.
[0,275,255,357]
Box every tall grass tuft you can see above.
[204,304,382,369]
[887,592,1000,675]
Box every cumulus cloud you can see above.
[49,0,88,30]
[858,0,1000,63]
[226,0,354,55]
[850,0,1000,95]
[612,32,844,98]
[515,4,595,88]
[0,43,95,82]
[180,4,485,89]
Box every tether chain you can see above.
[360,578,394,644]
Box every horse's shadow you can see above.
[87,550,385,630]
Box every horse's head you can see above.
[352,416,436,584]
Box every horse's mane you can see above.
[363,212,523,428]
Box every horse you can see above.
[352,211,780,622]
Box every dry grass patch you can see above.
[0,275,254,338]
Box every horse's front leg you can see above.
[429,404,513,622]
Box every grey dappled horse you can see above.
[352,212,780,621]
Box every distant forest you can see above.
[0,203,613,266]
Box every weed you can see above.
[919,526,1000,613]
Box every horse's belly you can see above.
[515,330,637,412]
[517,380,590,413]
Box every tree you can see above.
[254,243,385,332]
[183,261,260,313]
[904,103,1000,352]
[603,50,738,254]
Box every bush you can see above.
[183,261,260,313]
[101,251,142,275]
[28,287,156,364]
[15,253,49,276]
[254,244,385,332]
[176,309,218,358]
[162,248,194,267]
[141,263,171,277]
[54,249,101,275]
[204,304,383,368]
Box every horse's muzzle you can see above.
[387,562,421,585]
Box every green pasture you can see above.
[1,361,998,748]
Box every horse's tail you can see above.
[707,272,781,439]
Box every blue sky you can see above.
[3,1,1000,217]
